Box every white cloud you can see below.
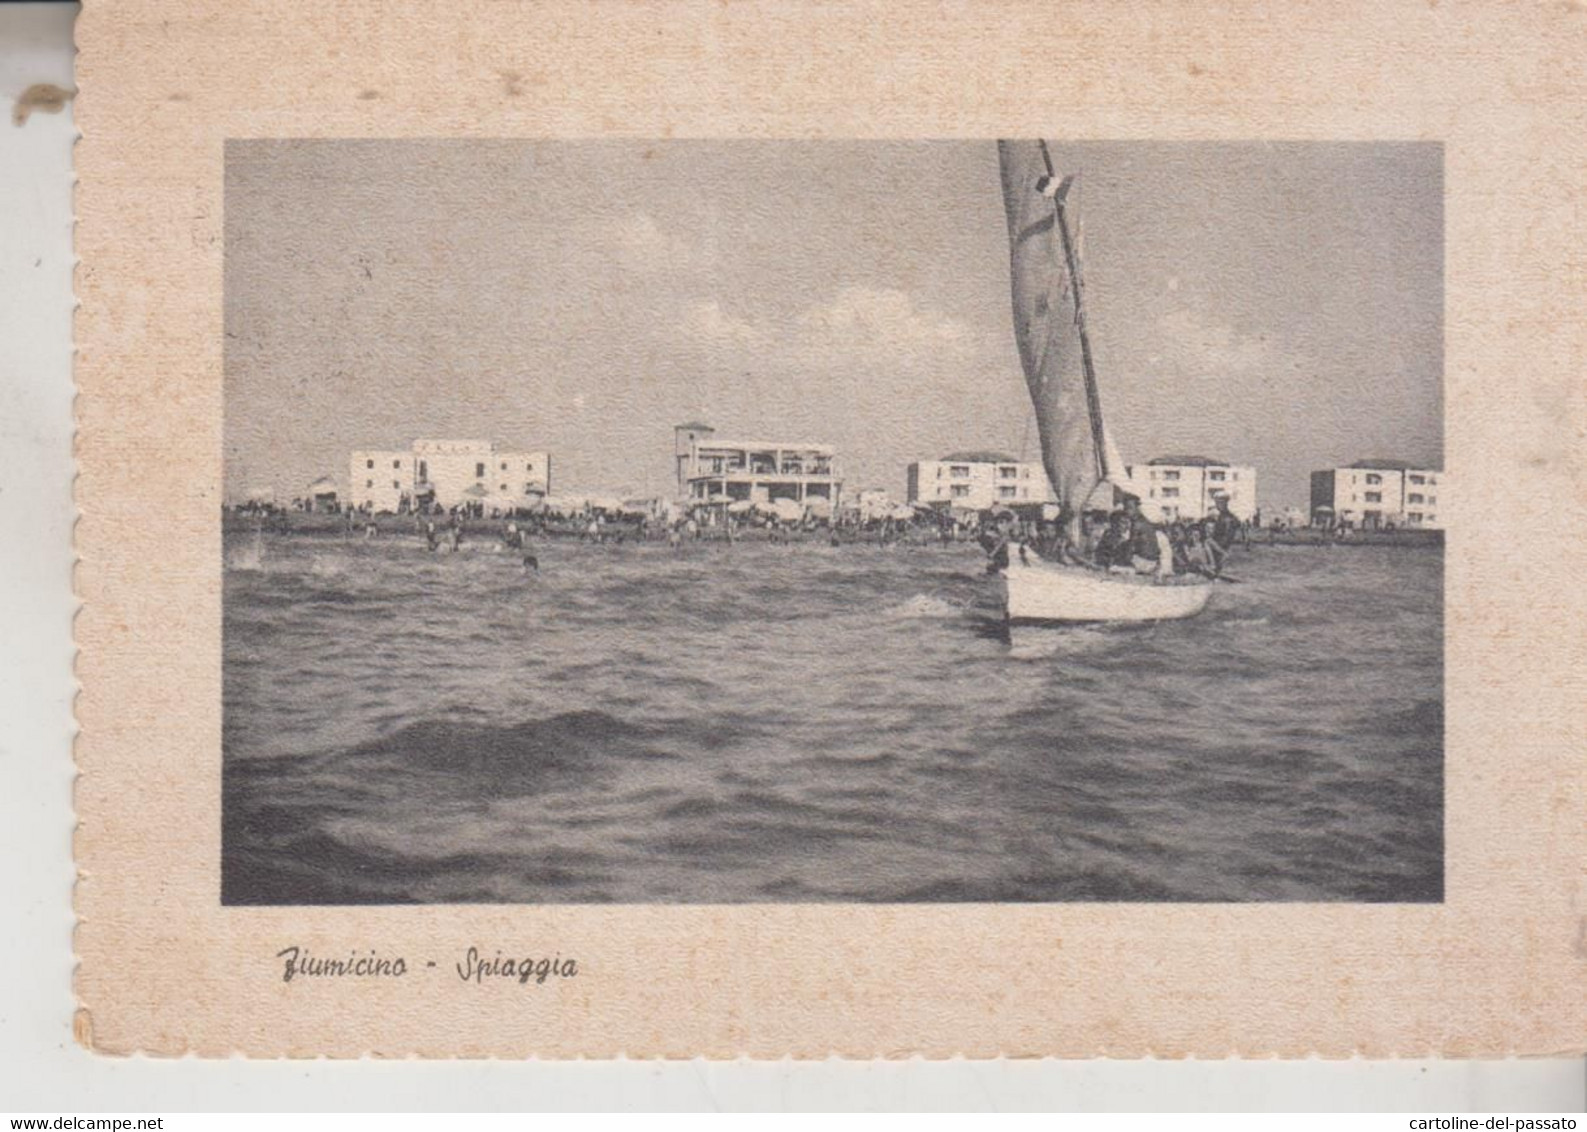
[1157,307,1271,375]
[615,212,693,270]
[677,299,770,350]
[796,286,972,356]
[676,286,978,370]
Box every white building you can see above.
[1310,461,1445,530]
[674,423,841,511]
[1123,456,1258,522]
[907,452,1055,511]
[348,439,551,513]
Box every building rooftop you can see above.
[1347,458,1415,470]
[938,450,1019,464]
[1147,455,1229,467]
[674,421,714,432]
[697,439,835,454]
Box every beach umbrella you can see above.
[727,499,755,514]
[804,497,833,518]
[462,483,490,498]
[760,499,804,522]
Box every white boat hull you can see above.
[996,545,1213,624]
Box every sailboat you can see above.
[993,140,1212,625]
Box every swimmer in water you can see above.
[522,554,539,573]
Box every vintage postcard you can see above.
[74,1,1586,1057]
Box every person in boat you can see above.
[1181,524,1217,576]
[1093,510,1135,571]
[978,517,1011,573]
[1206,493,1242,575]
[1120,493,1176,578]
[1040,507,1094,567]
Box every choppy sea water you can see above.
[222,533,1442,904]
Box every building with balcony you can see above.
[907,452,1055,511]
[1310,460,1445,529]
[348,439,551,513]
[673,423,841,511]
[1123,456,1258,522]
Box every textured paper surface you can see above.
[74,0,1587,1057]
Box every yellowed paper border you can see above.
[74,0,1587,1057]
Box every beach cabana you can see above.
[305,476,338,512]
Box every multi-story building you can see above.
[348,439,551,513]
[673,423,841,510]
[907,452,1055,510]
[907,450,1258,520]
[1123,456,1258,522]
[1310,460,1445,529]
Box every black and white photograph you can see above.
[221,139,1444,906]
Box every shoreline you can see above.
[221,509,1445,551]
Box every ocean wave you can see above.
[223,534,1445,904]
[883,594,962,619]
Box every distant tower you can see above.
[674,422,713,498]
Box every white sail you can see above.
[997,141,1120,528]
[994,142,1213,624]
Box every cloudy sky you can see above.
[225,140,1441,512]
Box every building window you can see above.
[475,463,486,478]
[500,461,508,471]
[1427,514,1436,522]
[392,480,400,490]
[499,483,508,492]
[1208,470,1226,482]
[1408,512,1423,523]
[526,462,535,472]
[366,459,374,469]
[1428,496,1437,505]
[1365,491,1382,503]
[1162,469,1180,481]
[998,485,1017,498]
[1231,471,1239,480]
[998,466,1018,479]
[1408,493,1425,504]
[1366,473,1382,485]
[950,465,970,478]
[393,459,401,469]
[1162,487,1180,498]
[1409,474,1425,485]
[950,484,970,498]
[366,479,373,488]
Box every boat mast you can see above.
[1037,141,1110,484]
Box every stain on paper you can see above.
[13,82,74,126]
